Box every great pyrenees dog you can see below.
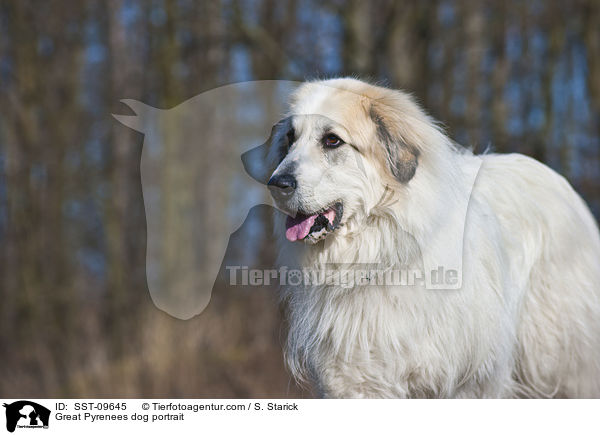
[264,78,600,398]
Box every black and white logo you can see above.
[3,401,50,433]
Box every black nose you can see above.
[267,174,296,197]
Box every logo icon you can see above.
[3,401,50,433]
[112,81,298,319]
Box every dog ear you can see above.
[241,141,272,185]
[241,118,291,184]
[369,104,419,184]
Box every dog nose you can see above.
[267,174,296,197]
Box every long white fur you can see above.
[272,78,600,398]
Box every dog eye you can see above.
[323,134,343,148]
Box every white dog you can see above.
[264,78,600,398]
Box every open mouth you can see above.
[285,202,343,243]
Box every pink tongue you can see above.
[286,214,317,242]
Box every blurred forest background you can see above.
[0,0,599,397]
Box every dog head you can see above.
[265,78,439,245]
